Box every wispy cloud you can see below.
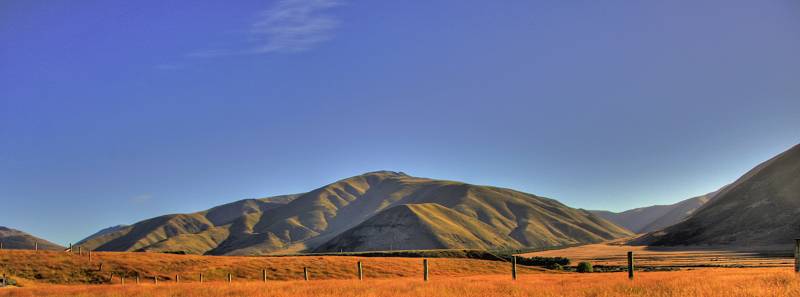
[129,194,153,205]
[190,0,344,57]
[154,63,182,70]
[250,0,343,53]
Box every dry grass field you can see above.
[0,250,542,284]
[2,246,799,297]
[521,241,793,268]
[2,268,800,297]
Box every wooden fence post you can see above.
[263,269,267,283]
[304,267,309,281]
[136,275,140,285]
[79,246,82,256]
[423,259,429,282]
[227,273,232,284]
[512,256,517,280]
[154,276,158,285]
[357,261,363,280]
[200,273,204,283]
[794,239,800,273]
[628,251,634,279]
[1,241,3,250]
[176,274,180,283]
[121,276,125,285]
[34,242,38,251]
[89,250,92,262]
[109,274,113,283]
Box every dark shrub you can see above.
[514,256,571,267]
[546,263,563,270]
[1,275,18,287]
[576,261,593,273]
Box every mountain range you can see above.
[7,143,798,253]
[591,190,718,234]
[77,225,129,244]
[636,143,800,246]
[75,171,632,255]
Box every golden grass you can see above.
[2,268,800,297]
[521,242,793,267]
[4,247,798,296]
[0,250,542,284]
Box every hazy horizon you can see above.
[2,0,799,245]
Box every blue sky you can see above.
[1,0,799,245]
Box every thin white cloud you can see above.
[154,63,182,70]
[190,0,343,57]
[129,194,153,204]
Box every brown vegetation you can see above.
[2,268,799,297]
[522,241,793,268]
[0,250,542,285]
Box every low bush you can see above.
[577,261,593,273]
[514,256,570,267]
[546,263,563,270]
[0,275,17,287]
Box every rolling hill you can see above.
[637,191,718,233]
[637,143,800,246]
[78,171,632,255]
[76,225,128,245]
[0,226,64,250]
[591,207,673,234]
[591,190,718,234]
[314,203,522,252]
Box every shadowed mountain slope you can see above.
[591,207,673,234]
[0,226,64,250]
[638,192,717,233]
[591,191,718,234]
[76,225,128,246]
[80,171,632,255]
[637,143,800,246]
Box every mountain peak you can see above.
[78,172,631,255]
[359,170,409,177]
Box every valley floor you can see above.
[521,241,793,268]
[1,244,798,296]
[2,268,799,297]
[0,250,543,284]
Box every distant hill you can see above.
[637,143,800,246]
[79,171,632,255]
[638,191,718,233]
[76,225,128,246]
[0,226,64,250]
[591,190,718,234]
[591,207,673,234]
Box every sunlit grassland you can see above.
[2,249,798,296]
[0,250,542,284]
[522,241,793,268]
[2,268,799,297]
